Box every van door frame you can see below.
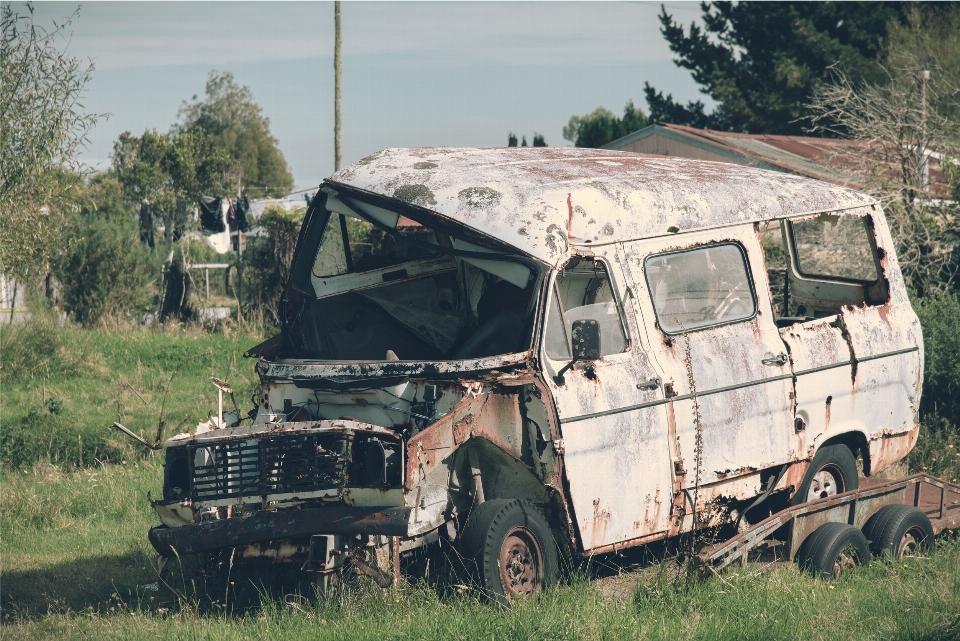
[541,249,676,552]
[620,227,797,521]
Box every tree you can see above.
[507,133,548,147]
[112,129,231,259]
[644,2,910,134]
[0,3,104,287]
[53,173,161,325]
[806,6,960,296]
[563,101,648,148]
[176,71,294,198]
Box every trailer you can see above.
[699,473,960,578]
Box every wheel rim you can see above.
[897,528,924,558]
[806,464,844,502]
[498,526,543,598]
[832,543,861,578]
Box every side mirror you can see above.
[554,319,601,385]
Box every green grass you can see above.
[2,458,959,640]
[0,320,264,471]
[3,325,960,640]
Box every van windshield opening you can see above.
[284,199,540,361]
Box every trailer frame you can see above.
[700,473,960,571]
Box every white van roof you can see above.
[327,147,875,266]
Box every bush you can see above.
[238,205,304,327]
[915,292,960,427]
[54,179,161,325]
[908,414,960,482]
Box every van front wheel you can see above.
[790,444,858,505]
[458,498,558,606]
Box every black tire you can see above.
[861,504,935,558]
[790,444,859,506]
[796,522,870,579]
[458,498,559,606]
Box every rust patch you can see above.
[869,423,920,475]
[782,460,809,496]
[831,315,858,384]
[404,392,523,490]
[589,498,611,549]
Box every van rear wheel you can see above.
[458,498,558,606]
[790,444,858,505]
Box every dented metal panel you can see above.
[621,226,796,490]
[545,245,674,550]
[777,208,922,476]
[327,147,875,267]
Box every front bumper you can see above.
[148,505,411,557]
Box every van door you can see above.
[543,252,674,551]
[760,211,922,477]
[622,227,795,505]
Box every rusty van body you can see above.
[148,147,922,600]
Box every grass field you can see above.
[2,323,960,640]
[2,458,959,640]
[0,319,263,471]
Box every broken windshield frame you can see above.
[281,189,545,363]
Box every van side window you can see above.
[790,216,878,282]
[312,210,437,278]
[644,243,756,334]
[758,221,788,317]
[543,286,571,361]
[759,214,888,323]
[313,213,349,278]
[545,258,628,359]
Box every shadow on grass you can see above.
[0,549,319,623]
[1,550,159,621]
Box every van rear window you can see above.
[790,216,878,283]
[645,243,756,334]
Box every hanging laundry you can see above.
[139,202,155,248]
[229,196,250,232]
[202,198,232,254]
[199,197,226,233]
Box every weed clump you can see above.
[0,316,86,382]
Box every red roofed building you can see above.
[602,123,952,199]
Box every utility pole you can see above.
[334,1,342,172]
[920,70,929,140]
[919,70,930,191]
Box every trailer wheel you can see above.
[796,522,869,579]
[861,504,934,558]
[458,498,558,606]
[790,444,858,506]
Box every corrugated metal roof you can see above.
[611,124,950,198]
[327,147,874,266]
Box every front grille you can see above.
[189,433,346,502]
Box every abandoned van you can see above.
[148,147,922,602]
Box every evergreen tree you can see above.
[644,2,910,134]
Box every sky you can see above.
[31,1,711,193]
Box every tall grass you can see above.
[2,302,959,639]
[2,458,959,639]
[0,320,264,471]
